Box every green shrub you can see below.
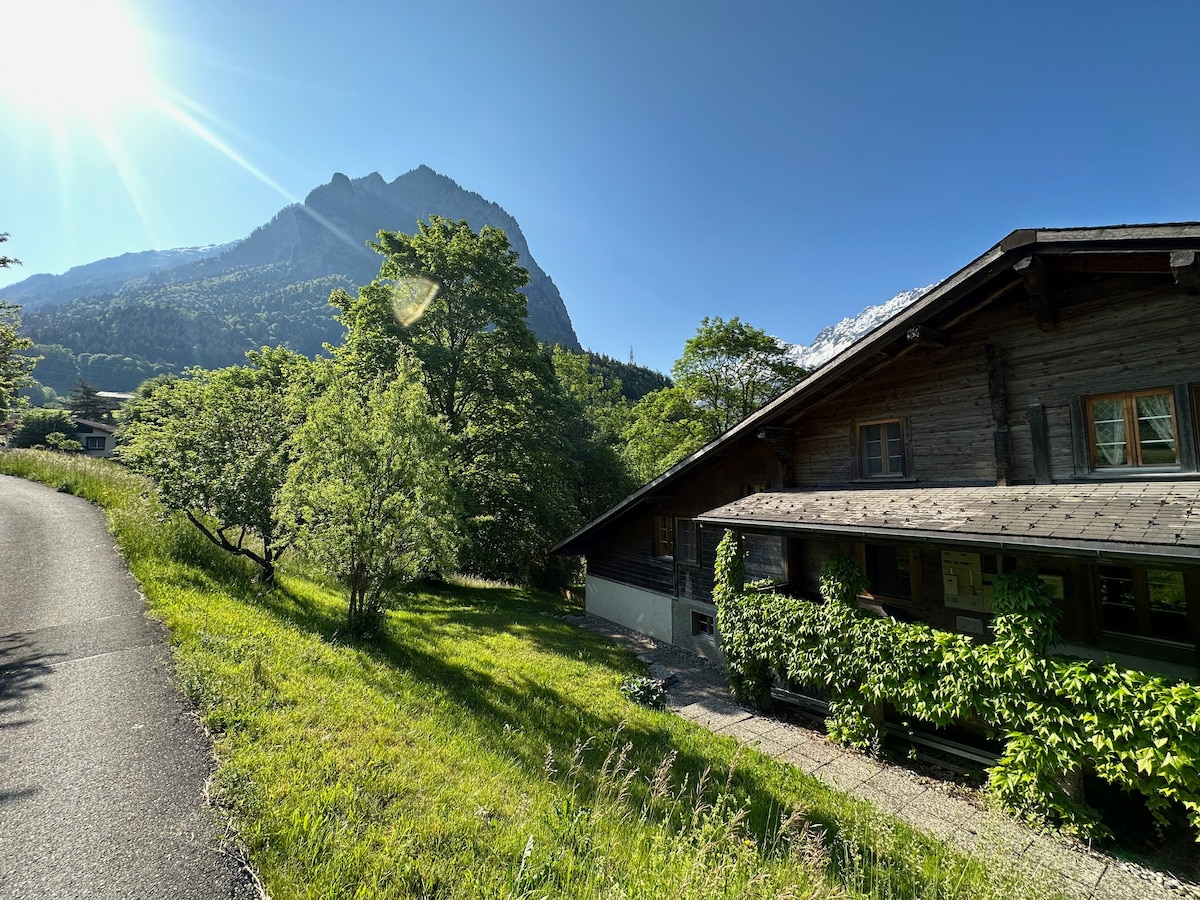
[619,675,667,709]
[713,529,1200,841]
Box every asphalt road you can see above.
[0,474,257,899]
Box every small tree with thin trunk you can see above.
[281,357,458,632]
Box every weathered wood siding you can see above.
[789,282,1200,487]
[999,284,1198,482]
[587,441,783,602]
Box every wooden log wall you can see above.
[787,282,1199,487]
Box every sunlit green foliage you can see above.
[673,316,807,440]
[0,454,1062,900]
[118,347,314,583]
[621,385,710,483]
[1,300,36,422]
[281,357,458,632]
[714,531,1200,842]
[10,408,73,447]
[551,346,639,523]
[619,317,807,483]
[331,218,582,585]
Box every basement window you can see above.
[692,611,716,637]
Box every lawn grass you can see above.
[1,450,1063,899]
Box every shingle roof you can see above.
[696,483,1200,561]
[71,417,117,433]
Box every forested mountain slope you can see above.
[5,167,580,392]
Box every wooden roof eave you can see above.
[692,513,1200,565]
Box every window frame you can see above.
[1095,563,1199,665]
[855,417,910,480]
[1084,387,1180,470]
[652,515,674,560]
[691,611,716,638]
[856,542,919,604]
[676,518,698,565]
[83,435,107,451]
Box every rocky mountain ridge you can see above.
[3,166,580,358]
[1,243,239,311]
[787,286,933,371]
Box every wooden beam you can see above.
[1013,255,1057,330]
[985,344,1009,485]
[984,344,1008,426]
[906,324,948,348]
[993,427,1010,487]
[757,426,795,487]
[1029,403,1051,485]
[1170,249,1200,294]
[1050,252,1171,275]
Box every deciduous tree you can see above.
[118,348,312,583]
[673,316,806,439]
[11,408,74,448]
[331,218,579,584]
[620,386,710,483]
[281,359,457,632]
[0,302,36,424]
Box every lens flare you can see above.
[388,278,440,326]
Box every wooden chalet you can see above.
[554,223,1200,682]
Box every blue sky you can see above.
[3,0,1199,375]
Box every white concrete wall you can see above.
[586,575,672,643]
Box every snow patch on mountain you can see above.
[788,286,934,371]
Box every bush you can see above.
[619,675,667,709]
[712,529,1200,841]
[12,408,75,448]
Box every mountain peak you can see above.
[788,285,934,370]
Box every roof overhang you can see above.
[696,483,1200,564]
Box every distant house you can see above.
[555,223,1200,682]
[72,418,117,458]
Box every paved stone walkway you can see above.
[570,615,1200,900]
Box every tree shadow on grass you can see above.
[236,576,955,894]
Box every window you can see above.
[652,516,674,559]
[1086,389,1178,469]
[1099,564,1192,645]
[692,611,716,637]
[744,533,785,583]
[84,436,106,450]
[676,519,697,564]
[865,544,912,600]
[857,419,906,477]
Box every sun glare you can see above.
[2,0,369,262]
[4,0,154,121]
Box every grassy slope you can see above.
[0,452,1060,900]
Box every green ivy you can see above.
[711,529,1200,841]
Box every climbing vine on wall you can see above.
[712,530,1200,841]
